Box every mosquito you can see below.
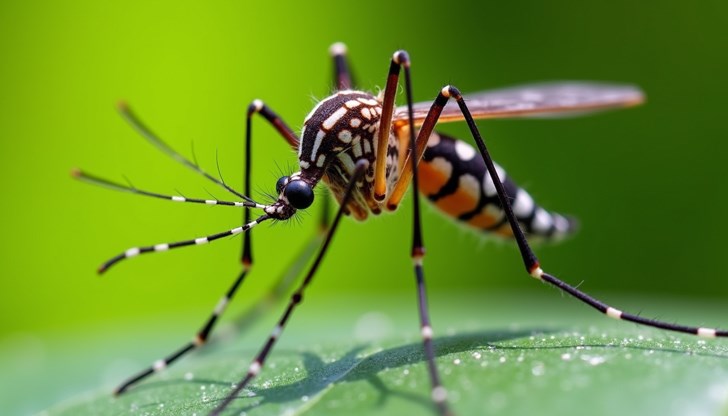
[74,42,726,416]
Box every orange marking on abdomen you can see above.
[467,211,499,228]
[435,187,479,218]
[494,223,515,237]
[417,160,450,196]
[419,161,480,218]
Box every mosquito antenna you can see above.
[71,169,262,208]
[117,102,253,203]
[190,141,200,168]
[202,187,218,200]
[215,148,229,190]
[121,174,135,189]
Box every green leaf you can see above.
[41,293,728,416]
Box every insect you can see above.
[74,42,726,416]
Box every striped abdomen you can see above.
[418,132,576,239]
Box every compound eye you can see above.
[284,179,314,210]
[275,176,287,195]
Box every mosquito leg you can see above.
[371,50,411,201]
[114,263,252,394]
[233,110,329,330]
[242,98,298,270]
[262,188,331,300]
[103,100,300,274]
[246,100,299,149]
[115,100,298,394]
[234,191,330,331]
[209,160,368,416]
[430,84,728,338]
[397,52,453,416]
[98,216,268,274]
[330,42,355,91]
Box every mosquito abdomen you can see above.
[418,132,576,240]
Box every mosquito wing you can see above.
[394,82,645,126]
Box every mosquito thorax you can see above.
[297,90,382,180]
[288,90,387,219]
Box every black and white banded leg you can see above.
[113,98,306,395]
[433,85,728,339]
[209,160,369,416]
[114,263,252,395]
[114,101,260,394]
[97,215,268,273]
[396,51,453,416]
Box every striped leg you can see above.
[233,196,330,330]
[426,85,728,339]
[397,52,453,416]
[103,101,299,274]
[114,100,300,395]
[98,216,268,274]
[209,160,368,416]
[114,201,329,395]
[114,266,250,395]
[330,42,355,91]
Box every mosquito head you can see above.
[265,172,315,220]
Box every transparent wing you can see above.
[394,82,645,126]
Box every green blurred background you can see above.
[1,1,727,414]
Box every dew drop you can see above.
[560,353,572,361]
[301,395,309,402]
[531,362,545,376]
[582,355,606,366]
[472,352,482,360]
[453,359,461,365]
[184,372,194,381]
